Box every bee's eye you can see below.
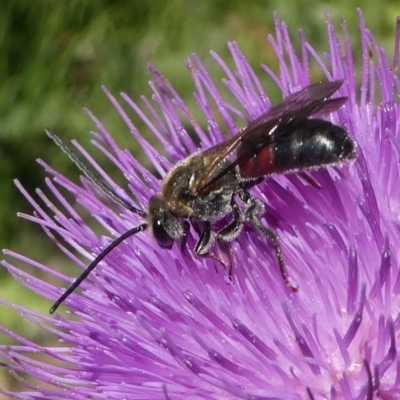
[153,218,174,249]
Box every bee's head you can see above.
[148,195,180,249]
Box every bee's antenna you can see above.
[50,223,148,314]
[45,129,146,218]
[45,129,150,313]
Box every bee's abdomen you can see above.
[240,118,355,179]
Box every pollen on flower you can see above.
[1,9,400,400]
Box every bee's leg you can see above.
[195,221,214,255]
[212,199,244,281]
[194,222,220,273]
[194,198,243,280]
[180,220,190,254]
[203,198,244,280]
[215,198,243,242]
[239,189,298,292]
[215,241,234,282]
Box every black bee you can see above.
[48,80,355,313]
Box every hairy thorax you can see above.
[161,152,240,221]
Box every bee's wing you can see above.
[195,80,347,193]
[250,80,345,124]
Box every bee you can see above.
[47,80,355,313]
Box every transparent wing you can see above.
[195,80,346,193]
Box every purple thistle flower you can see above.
[1,9,400,399]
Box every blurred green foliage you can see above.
[0,0,399,393]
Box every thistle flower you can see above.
[1,10,400,399]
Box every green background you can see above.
[0,0,398,393]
